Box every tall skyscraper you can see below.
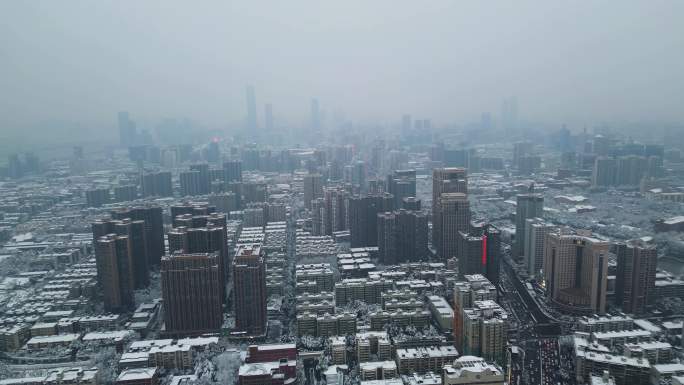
[437,193,470,260]
[265,103,274,131]
[189,163,210,195]
[246,85,257,131]
[118,111,137,147]
[180,171,202,196]
[387,169,417,208]
[223,160,243,183]
[615,241,657,315]
[544,231,610,314]
[432,168,468,259]
[94,234,135,312]
[348,193,394,248]
[523,218,554,277]
[233,245,267,336]
[458,224,501,285]
[514,193,544,257]
[303,173,324,209]
[111,206,164,267]
[92,219,148,290]
[377,209,429,264]
[161,253,222,336]
[311,98,320,132]
[140,171,173,198]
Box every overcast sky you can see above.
[1,0,683,133]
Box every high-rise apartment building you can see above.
[161,253,222,336]
[348,193,393,248]
[462,300,508,366]
[544,231,610,314]
[94,234,135,312]
[432,168,468,259]
[377,209,429,264]
[387,169,417,208]
[111,206,164,266]
[457,224,501,285]
[180,171,202,197]
[233,245,267,336]
[321,186,349,235]
[437,193,470,260]
[140,171,173,198]
[223,160,243,183]
[524,218,554,277]
[189,163,210,195]
[514,193,543,257]
[615,241,657,315]
[452,275,497,352]
[592,157,617,187]
[303,173,324,209]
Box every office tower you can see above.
[246,85,257,131]
[524,218,554,277]
[452,275,498,353]
[311,98,320,131]
[615,241,657,315]
[303,173,323,210]
[377,209,429,264]
[462,300,508,366]
[432,168,468,259]
[592,157,617,187]
[265,103,274,131]
[95,234,134,312]
[118,111,137,147]
[161,253,222,336]
[457,225,501,284]
[223,160,242,183]
[514,193,543,257]
[189,163,210,194]
[348,193,393,248]
[322,186,349,235]
[180,171,202,196]
[114,185,137,203]
[233,245,267,336]
[402,197,421,211]
[437,193,471,260]
[141,171,173,198]
[86,188,110,207]
[111,206,165,266]
[544,231,610,314]
[387,169,417,208]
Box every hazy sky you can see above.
[1,0,683,134]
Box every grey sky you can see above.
[1,0,683,133]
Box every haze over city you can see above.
[1,2,684,385]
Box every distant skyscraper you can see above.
[161,253,222,336]
[140,171,173,198]
[189,163,210,195]
[544,231,609,314]
[86,188,110,207]
[118,111,137,147]
[94,234,135,313]
[246,85,257,131]
[223,160,243,183]
[265,103,274,131]
[514,193,544,257]
[387,169,417,208]
[180,171,202,196]
[311,98,320,132]
[303,173,324,210]
[523,218,554,277]
[377,209,428,264]
[401,114,412,133]
[592,157,617,187]
[432,168,468,259]
[615,241,657,315]
[233,245,267,336]
[437,193,471,260]
[348,193,393,248]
